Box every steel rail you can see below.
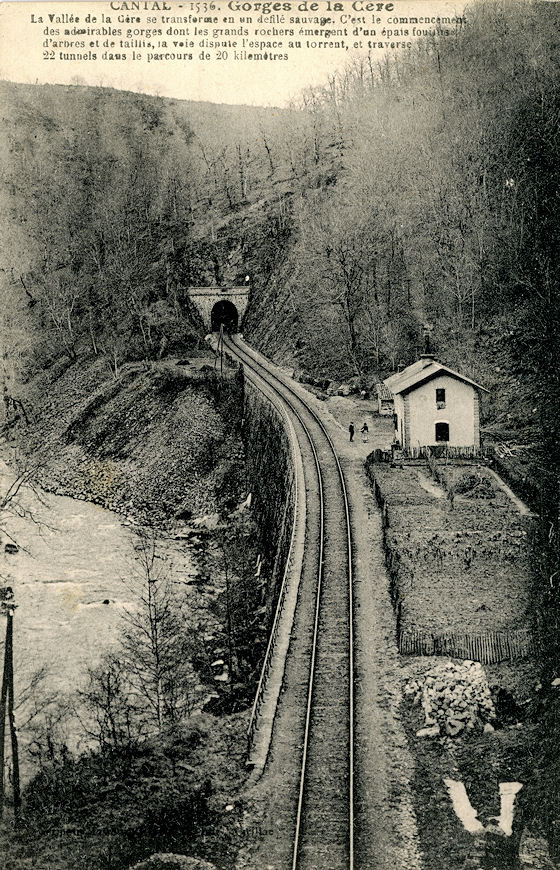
[223,339,323,761]
[223,335,355,870]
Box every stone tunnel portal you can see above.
[211,299,239,333]
[187,286,249,332]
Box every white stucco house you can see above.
[384,353,489,452]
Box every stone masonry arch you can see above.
[187,286,249,332]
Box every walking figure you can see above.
[349,422,355,442]
[361,422,369,443]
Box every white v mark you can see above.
[444,779,523,836]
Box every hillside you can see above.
[2,3,559,453]
[1,0,559,709]
[19,354,245,522]
[1,1,560,863]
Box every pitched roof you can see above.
[384,356,489,396]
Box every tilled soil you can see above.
[372,463,534,637]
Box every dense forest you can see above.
[1,0,560,863]
[2,3,559,442]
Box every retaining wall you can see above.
[242,380,296,624]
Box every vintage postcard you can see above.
[0,1,558,868]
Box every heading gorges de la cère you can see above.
[32,1,394,25]
[106,1,395,9]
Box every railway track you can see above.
[222,335,355,870]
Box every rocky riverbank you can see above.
[0,351,263,869]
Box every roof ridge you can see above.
[384,360,488,394]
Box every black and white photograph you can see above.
[0,1,559,867]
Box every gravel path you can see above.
[312,393,422,870]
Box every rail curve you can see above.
[223,334,355,870]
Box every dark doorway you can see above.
[211,300,239,332]
[435,422,450,442]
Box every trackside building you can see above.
[384,353,489,452]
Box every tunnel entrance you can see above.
[211,299,239,332]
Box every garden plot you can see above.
[371,463,535,660]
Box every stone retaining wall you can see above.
[241,375,296,625]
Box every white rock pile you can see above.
[404,660,496,738]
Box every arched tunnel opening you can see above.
[211,299,239,333]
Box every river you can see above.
[0,461,198,781]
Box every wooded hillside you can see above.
[2,2,559,439]
[1,0,560,859]
[1,0,559,601]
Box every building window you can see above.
[436,388,446,409]
[435,422,450,442]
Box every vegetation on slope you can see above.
[3,2,557,455]
[1,0,560,861]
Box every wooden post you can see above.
[0,588,19,822]
[6,612,21,822]
[0,614,10,819]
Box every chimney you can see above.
[397,361,405,373]
[420,330,436,363]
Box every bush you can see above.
[453,471,495,498]
[9,725,212,870]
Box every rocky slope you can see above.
[13,353,244,526]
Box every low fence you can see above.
[398,627,534,662]
[405,444,489,460]
[368,445,491,464]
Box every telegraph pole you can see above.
[0,586,19,822]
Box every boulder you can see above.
[405,659,497,738]
[446,718,465,737]
[416,724,440,738]
[193,513,220,530]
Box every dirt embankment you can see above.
[15,354,245,525]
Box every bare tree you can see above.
[119,528,198,733]
[0,445,48,551]
[78,654,140,753]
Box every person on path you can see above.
[361,422,369,443]
[349,422,355,442]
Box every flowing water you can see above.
[0,462,158,780]
[1,465,136,698]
